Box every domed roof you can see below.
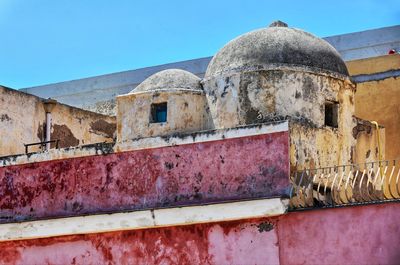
[131,69,202,93]
[205,21,349,78]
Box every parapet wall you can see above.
[0,200,398,264]
[0,86,116,157]
[0,122,290,223]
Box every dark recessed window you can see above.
[324,101,339,128]
[150,102,167,123]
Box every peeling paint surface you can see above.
[1,203,399,264]
[117,90,212,141]
[0,218,280,265]
[203,70,352,130]
[0,198,288,242]
[0,122,288,167]
[0,132,289,222]
[0,86,116,157]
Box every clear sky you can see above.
[0,0,398,89]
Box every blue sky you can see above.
[0,0,398,89]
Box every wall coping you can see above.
[0,198,288,242]
[0,121,289,167]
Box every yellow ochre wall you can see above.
[347,54,400,160]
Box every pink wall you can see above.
[0,219,280,265]
[1,203,399,264]
[278,203,400,265]
[0,132,289,222]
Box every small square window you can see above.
[324,101,338,128]
[150,102,167,123]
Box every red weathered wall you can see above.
[0,218,280,265]
[0,132,289,222]
[0,203,399,265]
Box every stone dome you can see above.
[131,69,202,93]
[205,21,349,78]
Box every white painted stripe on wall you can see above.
[0,198,288,242]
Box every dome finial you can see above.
[269,20,288,27]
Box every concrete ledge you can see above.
[0,198,288,242]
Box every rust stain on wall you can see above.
[0,218,280,265]
[1,203,399,265]
[51,124,79,148]
[89,119,116,139]
[36,123,45,142]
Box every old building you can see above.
[0,21,399,264]
[117,69,212,140]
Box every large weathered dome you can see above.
[205,22,349,78]
[131,69,202,93]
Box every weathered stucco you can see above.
[0,86,116,157]
[85,98,116,116]
[0,202,398,264]
[132,69,202,92]
[289,122,352,169]
[353,118,385,164]
[0,131,289,222]
[205,23,349,77]
[117,89,212,141]
[201,67,381,169]
[0,23,396,265]
[0,87,43,156]
[0,198,288,242]
[348,54,400,160]
[202,70,352,129]
[290,119,383,169]
[0,122,288,167]
[279,203,400,265]
[0,218,281,265]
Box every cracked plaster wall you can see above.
[117,90,212,141]
[0,86,116,157]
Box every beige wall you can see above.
[202,69,352,129]
[289,119,383,170]
[0,86,116,157]
[347,54,400,160]
[117,89,212,141]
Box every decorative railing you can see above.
[289,160,400,210]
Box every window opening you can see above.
[324,101,339,128]
[151,102,167,123]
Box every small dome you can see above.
[131,69,202,93]
[205,22,349,78]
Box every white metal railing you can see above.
[289,160,400,210]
